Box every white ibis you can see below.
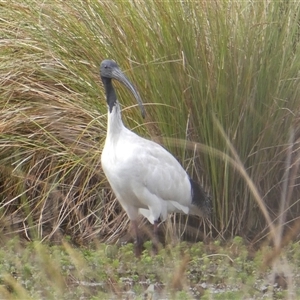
[100,59,211,254]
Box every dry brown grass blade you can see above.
[263,218,300,269]
[170,254,190,292]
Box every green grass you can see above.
[0,237,299,299]
[1,0,300,242]
[1,0,300,298]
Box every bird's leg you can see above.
[152,220,159,254]
[131,220,143,257]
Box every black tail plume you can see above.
[189,178,212,217]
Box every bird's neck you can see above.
[107,100,124,136]
[101,77,125,136]
[102,77,117,113]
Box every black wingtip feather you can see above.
[189,178,212,217]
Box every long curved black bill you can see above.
[111,68,146,118]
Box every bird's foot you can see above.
[152,240,159,255]
[134,236,143,257]
[151,235,160,255]
[152,220,160,255]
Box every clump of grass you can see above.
[1,1,300,249]
[0,0,126,242]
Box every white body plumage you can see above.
[101,102,194,225]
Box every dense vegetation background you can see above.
[0,1,300,298]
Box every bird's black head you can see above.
[100,59,146,118]
[100,59,119,79]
